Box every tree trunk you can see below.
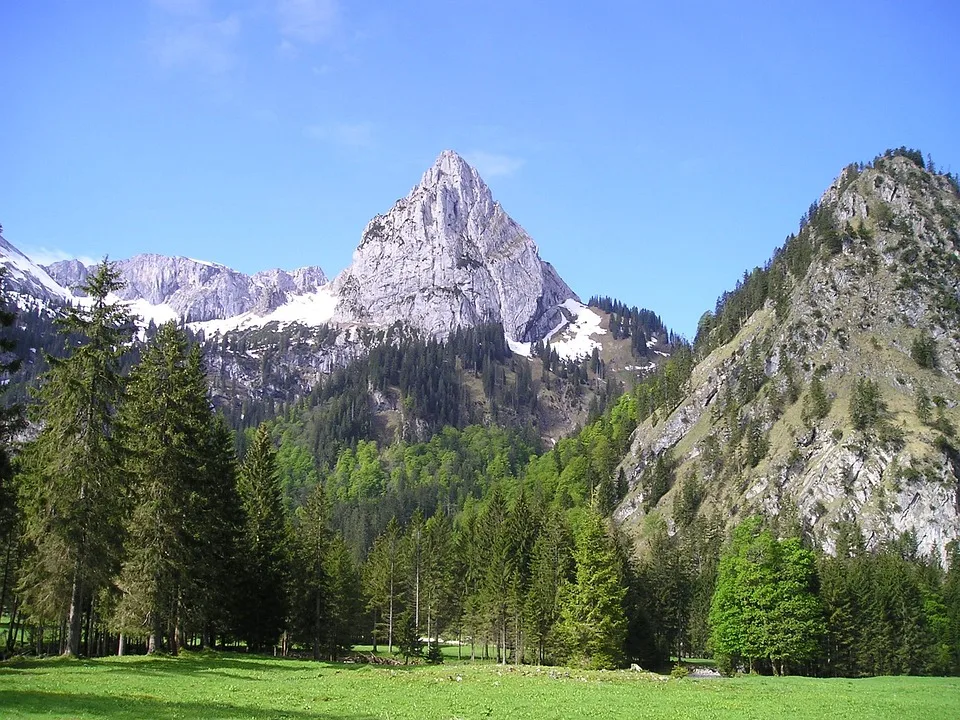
[388,577,394,653]
[118,633,126,656]
[65,568,84,656]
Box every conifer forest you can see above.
[1,257,959,678]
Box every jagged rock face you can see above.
[0,234,71,303]
[618,155,960,562]
[331,150,577,342]
[47,254,327,323]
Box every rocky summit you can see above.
[616,152,960,561]
[331,150,577,342]
[45,255,328,325]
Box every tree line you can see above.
[1,263,959,676]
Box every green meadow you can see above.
[2,653,958,720]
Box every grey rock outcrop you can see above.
[46,254,328,323]
[331,150,577,342]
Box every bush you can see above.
[670,663,689,680]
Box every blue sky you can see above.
[2,1,958,339]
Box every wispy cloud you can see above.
[464,151,525,178]
[23,247,99,268]
[304,121,374,148]
[278,0,339,44]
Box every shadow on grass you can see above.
[0,689,379,720]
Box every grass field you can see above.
[2,652,959,720]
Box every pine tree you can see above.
[0,271,24,651]
[291,480,329,659]
[18,261,133,656]
[421,509,454,647]
[0,269,23,544]
[524,507,571,664]
[194,414,245,648]
[363,517,403,652]
[237,423,292,652]
[114,323,211,654]
[556,509,627,669]
[323,533,361,660]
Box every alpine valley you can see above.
[3,148,960,673]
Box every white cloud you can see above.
[464,151,525,178]
[22,247,99,268]
[304,121,374,148]
[278,0,338,43]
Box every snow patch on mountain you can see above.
[548,300,606,360]
[191,285,338,335]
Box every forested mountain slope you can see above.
[617,150,960,561]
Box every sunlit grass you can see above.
[2,652,958,719]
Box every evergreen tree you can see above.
[556,509,627,669]
[323,533,361,660]
[194,415,245,647]
[0,271,24,637]
[363,517,403,652]
[238,423,292,652]
[114,323,211,654]
[0,269,23,546]
[17,261,133,656]
[524,507,571,664]
[290,480,329,659]
[420,509,455,647]
[644,524,693,662]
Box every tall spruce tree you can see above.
[524,506,571,664]
[291,480,329,659]
[194,415,245,648]
[363,517,403,653]
[238,423,292,652]
[0,271,24,649]
[18,261,133,656]
[114,323,211,654]
[556,509,627,669]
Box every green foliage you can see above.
[237,424,292,652]
[556,509,628,669]
[113,323,215,653]
[395,608,422,664]
[642,452,676,510]
[16,261,134,656]
[911,332,938,370]
[801,374,831,425]
[709,518,825,675]
[850,377,886,432]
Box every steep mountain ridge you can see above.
[331,150,577,342]
[617,152,960,560]
[45,254,328,324]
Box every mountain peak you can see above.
[417,150,489,200]
[331,151,577,341]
